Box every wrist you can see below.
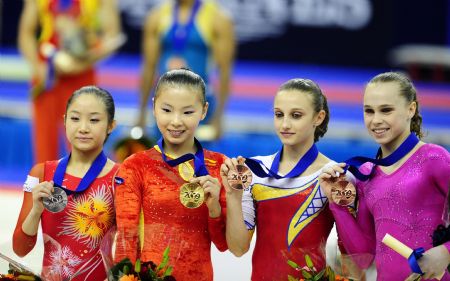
[208,203,221,218]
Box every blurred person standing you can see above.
[136,0,235,140]
[19,0,123,164]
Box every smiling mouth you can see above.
[372,128,389,134]
[168,129,185,137]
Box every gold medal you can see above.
[178,162,194,181]
[179,182,204,209]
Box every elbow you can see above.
[228,244,250,257]
[12,241,30,258]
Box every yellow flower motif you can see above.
[60,185,114,248]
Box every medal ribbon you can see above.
[344,133,419,181]
[53,151,108,195]
[171,0,201,53]
[245,144,319,179]
[408,247,425,275]
[157,137,209,176]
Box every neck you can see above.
[69,148,103,168]
[380,130,412,158]
[178,0,196,8]
[281,138,315,164]
[164,138,197,158]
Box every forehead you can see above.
[68,94,106,112]
[364,82,403,105]
[155,85,203,105]
[274,89,313,109]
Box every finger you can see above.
[220,163,230,177]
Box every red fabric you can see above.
[251,184,335,281]
[114,148,228,281]
[32,69,96,164]
[13,161,118,281]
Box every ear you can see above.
[408,101,417,119]
[201,102,209,121]
[108,120,117,135]
[314,109,326,126]
[63,114,67,126]
[152,97,156,118]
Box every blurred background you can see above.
[1,0,450,280]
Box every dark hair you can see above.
[367,72,424,139]
[278,78,329,142]
[65,85,115,125]
[154,68,206,105]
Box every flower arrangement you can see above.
[287,254,352,281]
[0,270,41,281]
[106,247,175,281]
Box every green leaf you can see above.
[123,265,130,275]
[327,267,335,281]
[134,259,141,273]
[301,269,313,279]
[164,266,173,277]
[287,260,299,269]
[288,275,299,281]
[305,254,314,270]
[313,269,325,281]
[157,246,170,271]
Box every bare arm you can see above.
[221,158,253,256]
[18,0,44,83]
[137,8,162,128]
[210,8,235,136]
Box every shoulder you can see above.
[122,148,157,168]
[417,143,450,165]
[204,149,226,166]
[29,162,45,178]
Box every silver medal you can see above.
[43,186,68,213]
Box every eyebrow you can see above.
[161,103,195,109]
[69,110,101,115]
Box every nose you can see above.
[281,116,291,129]
[79,119,90,133]
[371,111,383,125]
[171,112,183,127]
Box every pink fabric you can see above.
[331,144,450,281]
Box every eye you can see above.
[184,110,195,115]
[364,108,374,114]
[381,107,393,113]
[162,108,171,113]
[70,116,79,121]
[274,111,283,118]
[90,118,100,123]
[292,112,302,119]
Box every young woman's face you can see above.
[273,90,324,147]
[153,85,207,147]
[65,94,114,153]
[363,82,415,148]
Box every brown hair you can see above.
[278,78,329,142]
[367,72,424,139]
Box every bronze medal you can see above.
[227,164,252,190]
[43,186,68,213]
[179,182,204,209]
[330,177,356,206]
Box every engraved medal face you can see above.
[330,178,356,206]
[179,182,204,209]
[227,164,252,190]
[43,186,68,213]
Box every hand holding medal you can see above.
[226,157,252,191]
[319,163,356,206]
[329,174,356,206]
[189,176,222,216]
